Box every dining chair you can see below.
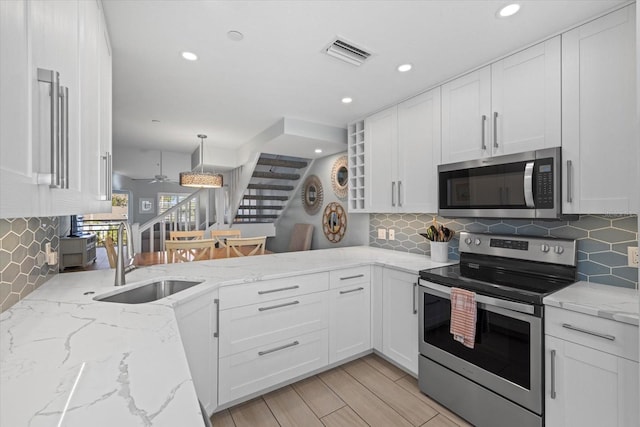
[104,236,117,269]
[211,229,242,248]
[165,239,216,263]
[169,230,206,240]
[226,236,267,258]
[288,223,314,252]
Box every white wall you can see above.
[268,152,369,252]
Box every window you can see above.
[158,193,197,225]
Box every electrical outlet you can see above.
[388,228,395,241]
[377,228,387,239]
[628,247,639,267]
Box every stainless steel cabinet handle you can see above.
[340,274,364,281]
[38,68,61,188]
[213,298,220,338]
[258,300,299,311]
[339,287,364,295]
[258,340,299,356]
[391,182,396,207]
[107,152,112,199]
[561,323,615,341]
[481,115,487,150]
[102,152,112,200]
[566,160,573,203]
[412,282,417,314]
[258,285,299,295]
[61,86,69,189]
[493,111,499,148]
[398,181,402,207]
[550,349,557,399]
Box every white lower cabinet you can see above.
[218,329,329,405]
[329,267,371,364]
[545,307,639,427]
[382,268,419,375]
[174,289,218,416]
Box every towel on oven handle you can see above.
[450,287,477,349]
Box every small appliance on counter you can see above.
[417,231,578,427]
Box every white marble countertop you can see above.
[544,281,640,326]
[0,246,445,427]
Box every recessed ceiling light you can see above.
[227,30,244,41]
[341,97,353,104]
[315,149,323,154]
[181,51,198,61]
[397,64,412,72]
[497,3,520,18]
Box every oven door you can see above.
[418,279,542,415]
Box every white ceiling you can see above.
[103,0,627,161]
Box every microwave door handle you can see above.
[524,161,535,208]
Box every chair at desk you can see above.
[288,223,314,252]
[165,239,216,263]
[211,229,241,248]
[226,236,267,257]
[104,236,117,269]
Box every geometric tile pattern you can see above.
[370,214,638,289]
[0,217,59,313]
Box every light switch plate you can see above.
[377,228,386,239]
[628,246,639,267]
[388,229,395,241]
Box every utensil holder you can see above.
[430,241,449,263]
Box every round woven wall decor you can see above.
[301,175,323,215]
[322,202,347,243]
[331,156,348,199]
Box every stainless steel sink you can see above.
[95,280,203,304]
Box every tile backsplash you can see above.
[0,217,59,312]
[370,214,638,289]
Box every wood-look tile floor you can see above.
[211,354,473,427]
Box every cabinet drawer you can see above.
[218,329,329,405]
[219,272,329,309]
[330,266,370,289]
[546,306,638,361]
[219,292,328,357]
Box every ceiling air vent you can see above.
[325,38,371,66]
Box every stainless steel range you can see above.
[418,232,577,427]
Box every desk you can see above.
[134,246,273,266]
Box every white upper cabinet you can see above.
[562,5,637,214]
[491,37,561,156]
[0,0,37,217]
[365,88,441,213]
[0,0,112,219]
[396,89,441,213]
[365,106,397,212]
[442,37,561,164]
[441,66,492,163]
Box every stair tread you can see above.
[257,158,308,169]
[238,205,284,210]
[247,183,294,191]
[252,171,300,180]
[244,195,289,201]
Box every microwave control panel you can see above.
[534,158,554,208]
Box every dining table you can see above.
[133,246,273,266]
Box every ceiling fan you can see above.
[149,151,174,183]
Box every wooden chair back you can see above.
[226,236,267,258]
[211,229,242,248]
[104,236,117,269]
[169,230,206,241]
[165,239,216,263]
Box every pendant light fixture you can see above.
[179,134,223,188]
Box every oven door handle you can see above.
[418,279,535,315]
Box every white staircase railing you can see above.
[131,188,213,253]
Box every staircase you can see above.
[234,154,311,224]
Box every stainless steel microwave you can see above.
[438,147,561,219]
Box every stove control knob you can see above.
[474,238,482,246]
[554,245,564,254]
[541,244,550,253]
[464,237,472,245]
